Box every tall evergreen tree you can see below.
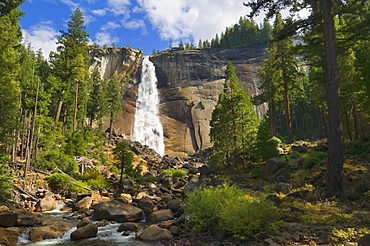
[51,8,90,134]
[0,0,24,151]
[210,61,258,167]
[245,0,345,197]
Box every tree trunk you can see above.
[282,61,293,143]
[55,99,63,122]
[73,83,79,132]
[322,0,345,197]
[269,100,277,136]
[24,78,40,177]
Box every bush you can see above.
[183,184,283,239]
[160,169,187,178]
[45,173,71,192]
[303,151,327,169]
[0,153,14,201]
[81,171,108,190]
[331,227,370,243]
[67,180,90,193]
[33,148,78,174]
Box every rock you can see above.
[70,223,98,241]
[29,226,64,241]
[74,196,93,211]
[274,182,292,193]
[77,218,92,228]
[199,164,210,176]
[270,168,290,183]
[16,211,43,226]
[167,199,182,213]
[146,209,174,224]
[93,200,143,222]
[138,196,155,215]
[358,233,370,246]
[266,157,286,172]
[35,192,56,212]
[182,182,200,196]
[0,205,9,212]
[117,222,141,232]
[0,227,24,246]
[264,238,281,246]
[136,225,173,241]
[291,145,309,153]
[0,212,18,227]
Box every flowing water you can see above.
[17,202,159,246]
[132,56,165,156]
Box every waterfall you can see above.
[132,56,165,156]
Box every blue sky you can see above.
[20,0,268,57]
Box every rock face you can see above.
[89,46,267,156]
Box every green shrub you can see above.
[34,149,78,174]
[183,184,283,239]
[0,153,14,201]
[45,173,71,192]
[63,131,89,156]
[346,140,370,155]
[160,169,187,178]
[67,180,90,193]
[81,171,108,190]
[331,227,370,243]
[254,117,281,161]
[303,151,327,169]
[219,196,284,239]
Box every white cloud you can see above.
[136,0,262,42]
[91,9,107,16]
[101,21,121,31]
[59,0,79,9]
[121,19,145,30]
[95,32,120,46]
[107,0,131,16]
[22,22,59,58]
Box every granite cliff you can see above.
[89,46,267,157]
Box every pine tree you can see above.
[51,7,90,134]
[210,61,259,167]
[0,0,23,151]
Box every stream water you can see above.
[17,202,160,246]
[131,56,165,156]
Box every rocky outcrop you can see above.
[89,46,267,156]
[89,47,142,80]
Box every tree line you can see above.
[161,16,272,54]
[0,2,126,198]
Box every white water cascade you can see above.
[132,56,165,156]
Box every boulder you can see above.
[146,209,174,224]
[0,227,24,246]
[0,212,18,227]
[358,233,370,246]
[35,192,56,212]
[93,200,143,222]
[70,223,98,241]
[77,218,92,228]
[74,196,93,211]
[136,225,173,241]
[29,221,73,242]
[266,157,286,172]
[16,211,43,226]
[138,196,155,215]
[167,199,182,213]
[117,222,141,232]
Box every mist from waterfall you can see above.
[132,56,165,156]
